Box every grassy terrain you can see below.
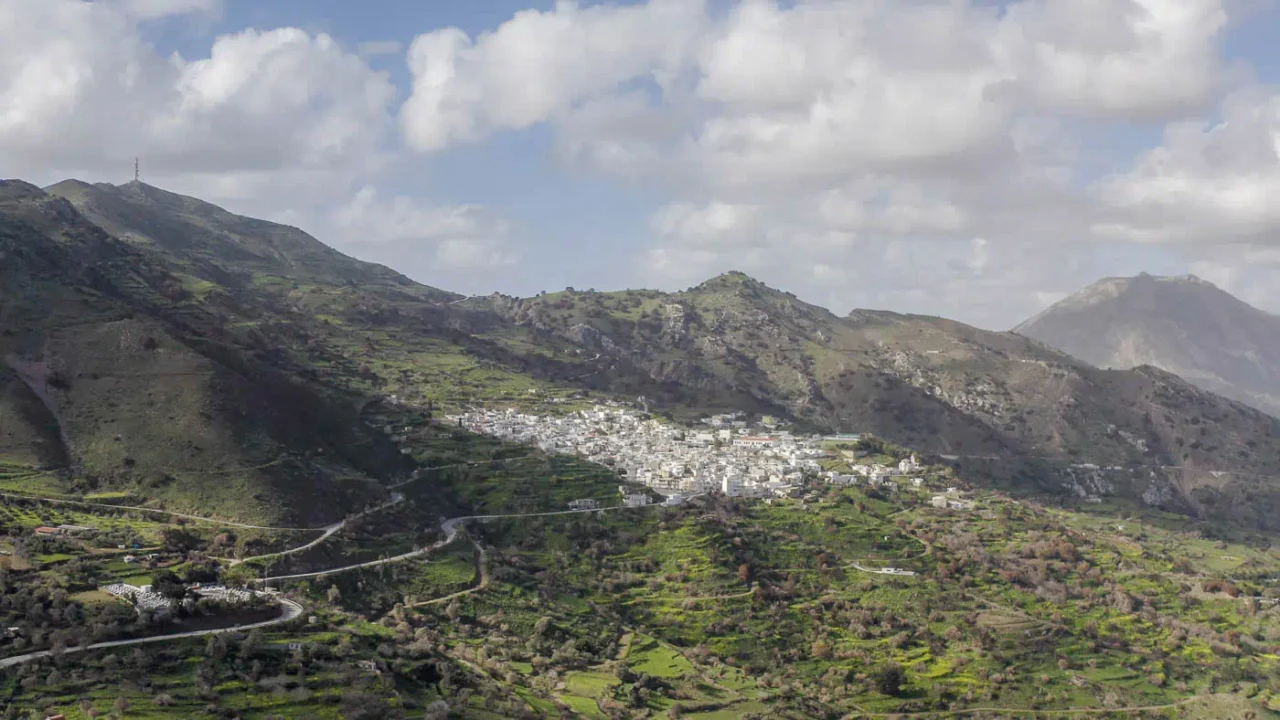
[5,439,1280,718]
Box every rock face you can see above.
[1014,273,1280,418]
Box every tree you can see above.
[160,527,201,553]
[151,569,187,600]
[241,628,264,657]
[874,664,906,696]
[220,563,257,589]
[113,696,130,716]
[327,584,343,604]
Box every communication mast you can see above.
[134,157,139,182]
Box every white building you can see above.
[568,498,601,511]
[898,454,921,474]
[623,494,652,507]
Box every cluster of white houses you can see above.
[450,406,953,505]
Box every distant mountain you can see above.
[1015,273,1280,418]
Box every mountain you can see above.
[476,272,1280,528]
[9,180,1280,530]
[1014,273,1280,418]
[0,180,419,525]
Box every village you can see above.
[450,405,973,511]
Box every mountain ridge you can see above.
[8,179,1280,529]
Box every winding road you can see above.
[0,599,304,669]
[226,493,406,567]
[256,496,687,584]
[0,493,680,669]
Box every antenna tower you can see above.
[134,157,139,182]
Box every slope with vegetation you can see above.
[476,272,1280,529]
[0,180,414,526]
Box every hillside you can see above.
[1015,272,1280,418]
[11,179,1280,529]
[0,180,414,525]
[476,272,1280,528]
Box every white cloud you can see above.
[331,186,517,269]
[400,0,708,151]
[1000,0,1229,118]
[0,1,395,192]
[1096,87,1280,243]
[651,201,760,247]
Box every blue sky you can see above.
[8,0,1280,328]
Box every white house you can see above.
[623,494,652,507]
[898,454,921,474]
[568,498,601,511]
[721,476,744,497]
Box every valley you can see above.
[3,180,1280,718]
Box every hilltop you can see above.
[1016,272,1280,418]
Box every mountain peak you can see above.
[1016,273,1280,417]
[695,270,763,289]
[0,179,48,202]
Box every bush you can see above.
[874,663,906,696]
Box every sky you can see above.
[5,0,1280,330]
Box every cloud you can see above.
[331,186,517,269]
[651,201,760,248]
[999,0,1229,118]
[0,1,395,190]
[400,0,708,151]
[1095,87,1280,243]
[113,0,222,20]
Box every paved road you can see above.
[227,494,406,567]
[0,599,304,669]
[1,495,681,667]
